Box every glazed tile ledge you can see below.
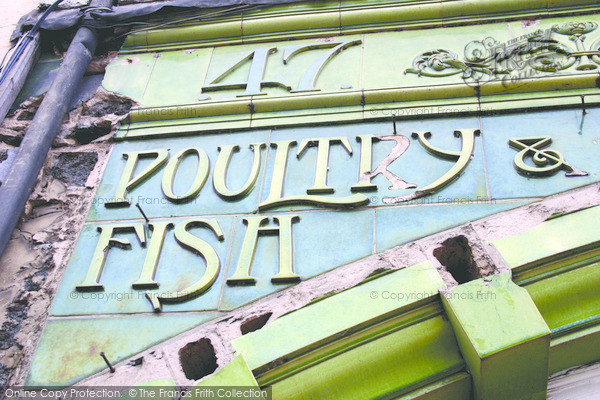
[118,76,600,139]
[70,182,600,389]
[492,205,600,272]
[231,261,446,386]
[125,74,599,123]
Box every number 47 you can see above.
[201,39,361,97]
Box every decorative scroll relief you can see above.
[404,22,600,85]
[74,129,587,312]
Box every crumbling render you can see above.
[0,87,135,388]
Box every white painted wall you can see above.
[0,0,40,60]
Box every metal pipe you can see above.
[0,0,111,258]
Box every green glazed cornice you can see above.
[492,206,600,374]
[119,74,599,139]
[122,0,600,53]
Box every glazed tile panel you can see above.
[27,9,600,388]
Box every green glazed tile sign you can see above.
[28,12,600,387]
[105,15,600,136]
[55,112,598,314]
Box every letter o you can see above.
[161,148,210,203]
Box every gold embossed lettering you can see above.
[106,150,169,208]
[227,215,300,286]
[161,148,210,203]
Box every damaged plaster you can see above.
[0,86,135,388]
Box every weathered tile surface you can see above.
[220,209,374,310]
[375,200,531,251]
[232,261,445,370]
[26,313,219,387]
[29,10,600,389]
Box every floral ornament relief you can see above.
[405,21,600,85]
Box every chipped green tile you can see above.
[141,48,212,107]
[231,261,445,371]
[376,200,531,252]
[103,54,158,103]
[26,313,219,387]
[196,355,258,388]
[492,205,600,269]
[441,273,550,400]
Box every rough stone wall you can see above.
[0,87,134,388]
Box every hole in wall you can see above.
[433,235,481,284]
[178,338,218,381]
[240,312,273,335]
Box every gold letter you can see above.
[354,135,417,191]
[132,221,173,289]
[227,215,301,286]
[76,223,146,291]
[161,148,210,203]
[508,136,588,177]
[383,129,480,204]
[351,134,379,192]
[213,143,266,200]
[259,140,368,210]
[202,47,290,97]
[157,219,225,303]
[297,137,353,194]
[283,40,362,93]
[106,150,169,208]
